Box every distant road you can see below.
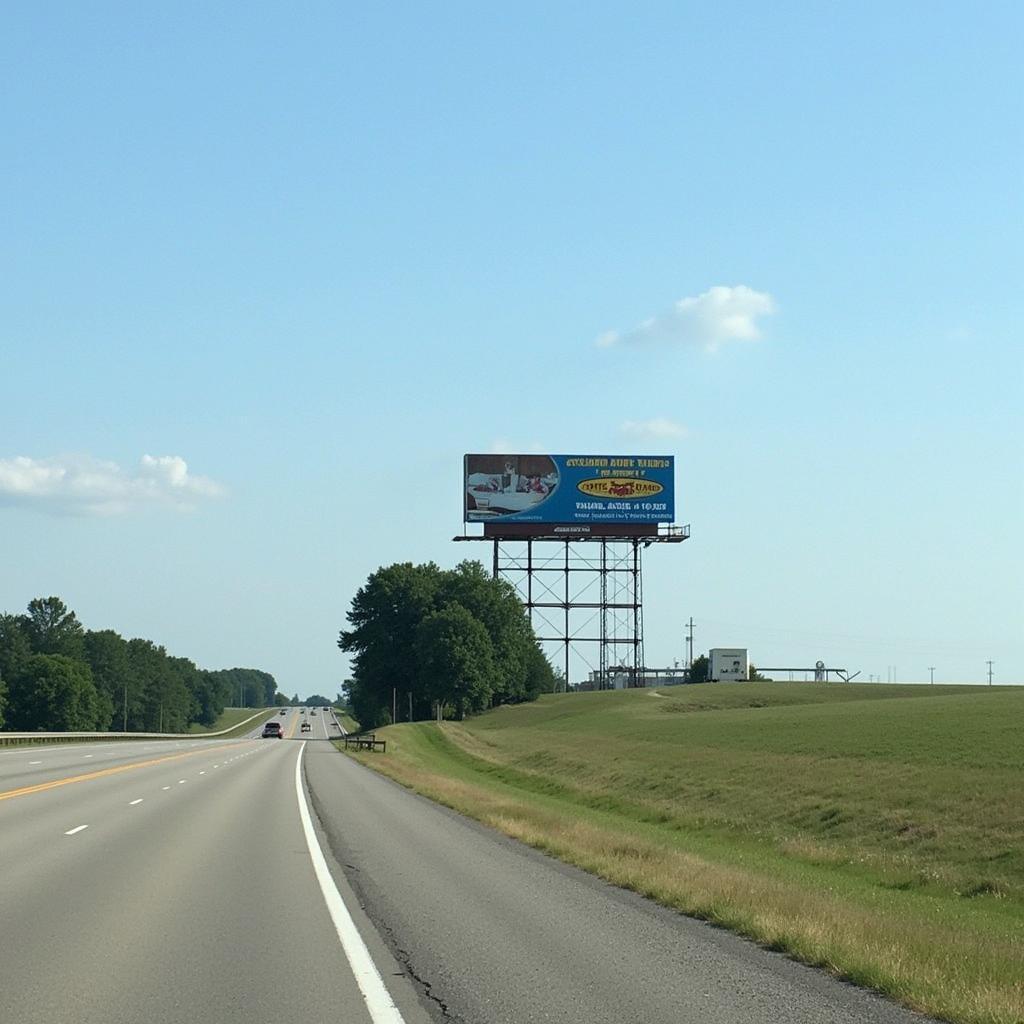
[1,707,933,1024]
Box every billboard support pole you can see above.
[465,531,687,692]
[563,540,570,692]
[599,539,608,690]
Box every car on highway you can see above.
[301,721,311,732]
[262,721,284,739]
[279,709,287,715]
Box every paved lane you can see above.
[0,736,430,1024]
[0,709,280,792]
[305,742,938,1024]
[0,737,248,791]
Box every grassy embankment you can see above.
[336,711,359,733]
[187,707,277,737]
[343,683,1024,1024]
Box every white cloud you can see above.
[619,417,688,440]
[0,454,226,517]
[598,285,777,352]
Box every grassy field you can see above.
[187,707,276,736]
[345,683,1024,1024]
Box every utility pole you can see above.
[928,666,935,686]
[685,617,694,669]
[123,683,128,732]
[987,661,993,686]
[392,687,397,724]
[408,691,413,722]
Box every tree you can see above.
[339,560,553,727]
[339,562,443,727]
[437,561,538,705]
[0,614,33,728]
[523,642,557,699]
[415,604,496,718]
[83,629,130,730]
[7,654,104,731]
[688,655,709,683]
[2,595,279,733]
[207,668,278,708]
[748,663,769,681]
[21,597,85,659]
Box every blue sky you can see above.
[2,2,1021,695]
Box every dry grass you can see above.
[342,684,1024,1024]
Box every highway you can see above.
[1,708,934,1024]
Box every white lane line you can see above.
[294,742,406,1024]
[64,825,88,836]
[199,770,206,775]
[130,798,144,805]
[178,779,186,784]
[162,785,171,790]
[84,754,93,758]
[29,760,42,765]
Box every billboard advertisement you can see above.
[464,454,674,526]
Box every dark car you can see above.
[279,709,287,715]
[262,721,284,739]
[301,721,311,732]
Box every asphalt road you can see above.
[1,710,935,1024]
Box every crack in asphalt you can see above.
[307,768,455,1023]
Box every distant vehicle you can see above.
[262,721,284,739]
[310,710,317,716]
[279,709,287,715]
[301,721,311,732]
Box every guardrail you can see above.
[0,708,274,747]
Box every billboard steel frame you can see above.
[454,527,689,690]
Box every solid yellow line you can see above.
[285,710,301,739]
[0,741,250,804]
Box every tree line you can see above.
[0,597,279,732]
[338,560,555,729]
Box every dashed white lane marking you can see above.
[130,798,144,805]
[83,754,93,758]
[64,825,88,836]
[29,760,42,765]
[178,779,186,784]
[294,742,406,1024]
[162,786,171,791]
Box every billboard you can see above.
[464,454,674,526]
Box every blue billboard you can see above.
[464,454,675,525]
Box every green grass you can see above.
[337,713,359,733]
[345,683,1024,1024]
[186,707,276,736]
